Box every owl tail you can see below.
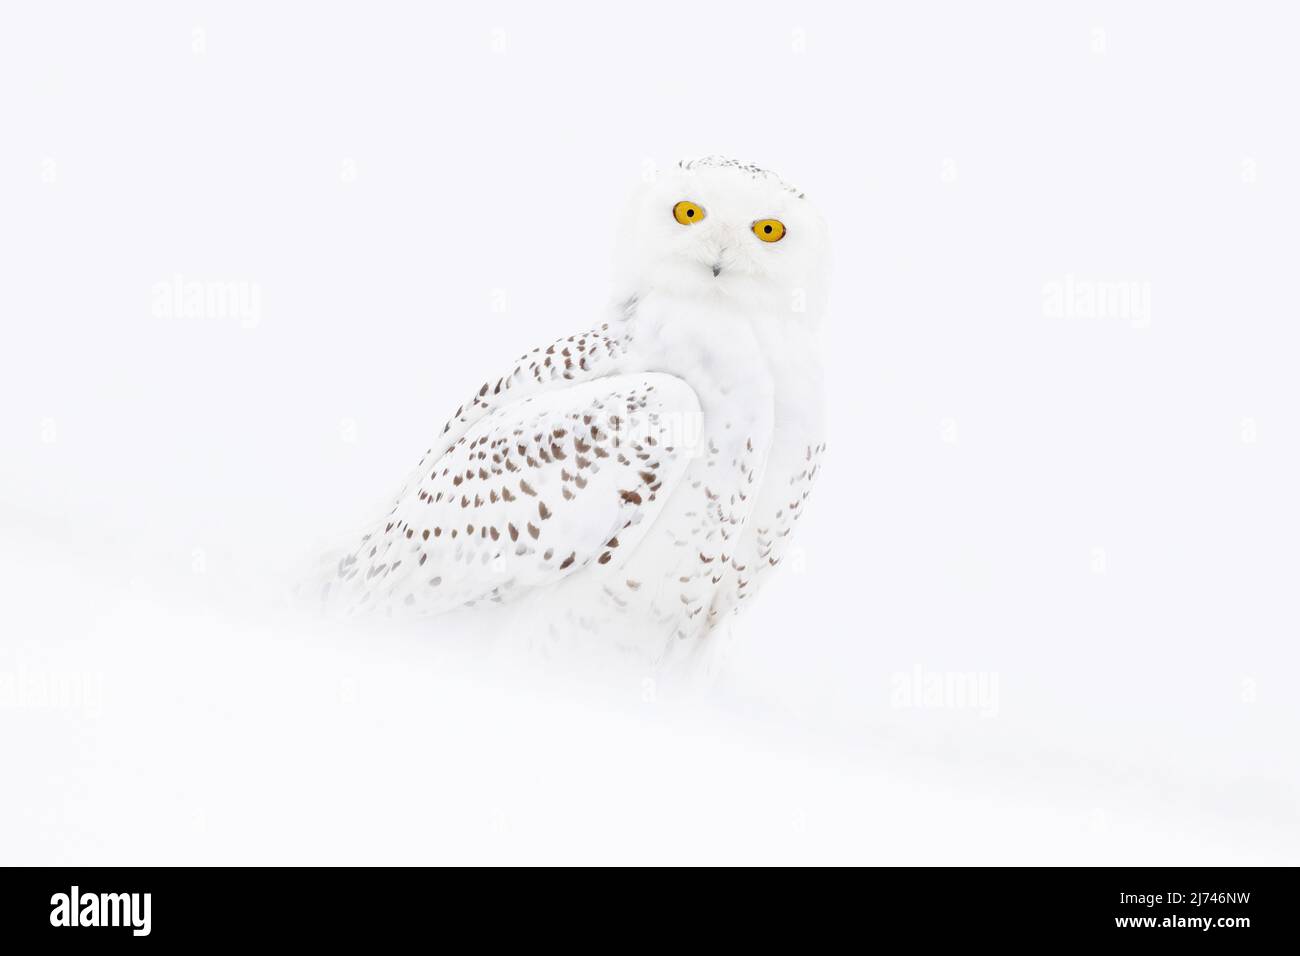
[283,527,371,618]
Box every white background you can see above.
[1,2,1297,864]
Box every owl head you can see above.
[615,157,832,323]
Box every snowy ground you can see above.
[3,510,1295,865]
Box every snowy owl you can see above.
[324,157,830,671]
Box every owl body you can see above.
[325,158,831,669]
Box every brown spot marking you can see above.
[558,552,576,570]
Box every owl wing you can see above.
[326,372,701,616]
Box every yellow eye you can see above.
[673,200,705,225]
[752,219,786,242]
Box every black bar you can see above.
[0,866,1292,944]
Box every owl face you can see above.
[616,158,831,321]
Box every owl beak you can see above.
[711,263,722,277]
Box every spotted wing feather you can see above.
[326,373,700,616]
